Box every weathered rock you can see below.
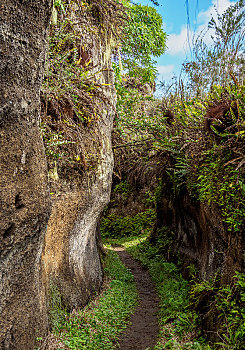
[0,0,52,349]
[42,17,116,310]
[154,179,245,282]
[1,0,119,346]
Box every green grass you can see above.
[50,249,138,350]
[104,234,213,350]
[46,233,214,350]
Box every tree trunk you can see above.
[0,1,52,349]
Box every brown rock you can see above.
[0,1,52,349]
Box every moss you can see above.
[48,282,67,332]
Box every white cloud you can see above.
[167,0,237,56]
[157,64,175,79]
[166,26,194,55]
[198,0,236,24]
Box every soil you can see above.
[114,247,159,350]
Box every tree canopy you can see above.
[119,3,166,83]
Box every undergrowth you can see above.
[189,271,245,350]
[104,232,245,349]
[46,249,137,350]
[103,234,212,350]
[100,208,156,238]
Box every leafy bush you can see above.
[215,272,245,349]
[100,209,156,238]
[189,272,245,349]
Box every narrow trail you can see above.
[113,247,159,350]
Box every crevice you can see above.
[15,194,25,209]
[3,224,15,239]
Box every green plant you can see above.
[194,149,245,232]
[33,337,43,350]
[43,2,101,124]
[166,154,190,197]
[100,209,156,238]
[183,0,245,96]
[187,271,245,349]
[119,3,166,83]
[214,272,245,349]
[114,180,132,201]
[48,249,137,349]
[113,2,166,147]
[104,234,210,349]
[144,190,156,207]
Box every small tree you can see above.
[117,3,166,83]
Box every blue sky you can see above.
[136,0,239,83]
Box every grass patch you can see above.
[49,249,138,350]
[104,234,212,350]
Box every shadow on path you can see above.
[113,247,159,350]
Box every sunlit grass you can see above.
[104,234,212,350]
[103,233,148,249]
[49,249,138,350]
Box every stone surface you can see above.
[154,180,245,282]
[0,1,118,347]
[0,1,52,349]
[42,18,116,310]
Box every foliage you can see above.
[114,180,132,201]
[194,151,245,231]
[120,3,166,83]
[45,0,125,118]
[102,1,244,349]
[47,249,137,350]
[45,1,98,124]
[49,282,68,333]
[183,0,245,96]
[100,208,156,238]
[42,0,126,169]
[114,74,155,140]
[215,272,245,349]
[112,2,166,148]
[189,272,245,349]
[182,84,245,232]
[117,81,245,232]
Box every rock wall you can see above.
[42,98,115,310]
[154,177,245,283]
[42,12,117,310]
[0,0,118,348]
[0,1,52,349]
[153,174,245,342]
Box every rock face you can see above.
[154,176,245,341]
[66,59,116,308]
[0,1,52,349]
[154,179,245,283]
[42,14,116,310]
[0,0,117,348]
[42,95,115,310]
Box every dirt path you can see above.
[113,247,159,350]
